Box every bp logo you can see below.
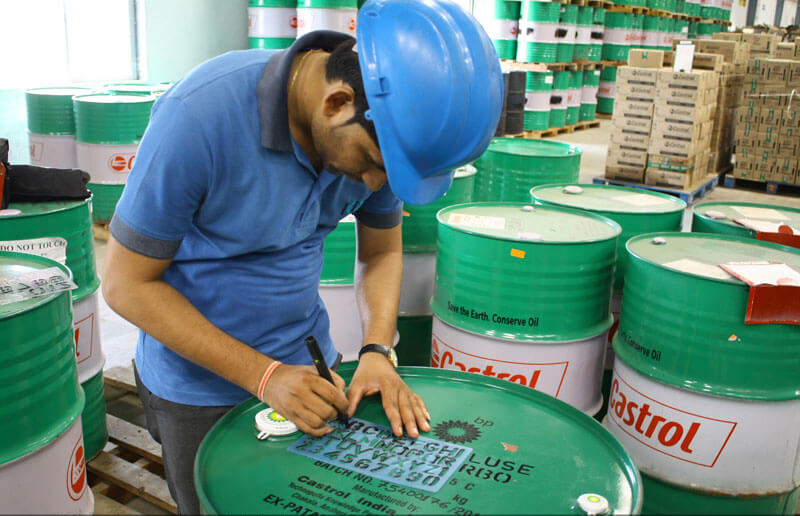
[433,420,481,444]
[268,411,289,423]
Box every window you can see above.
[0,0,136,89]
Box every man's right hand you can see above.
[260,365,349,436]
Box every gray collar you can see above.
[257,31,354,152]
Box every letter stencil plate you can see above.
[287,418,472,493]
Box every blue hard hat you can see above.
[357,0,503,205]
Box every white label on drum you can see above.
[447,213,506,230]
[611,193,671,207]
[663,258,732,280]
[0,237,67,264]
[0,267,77,306]
[730,206,789,221]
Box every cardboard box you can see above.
[651,119,713,141]
[789,61,800,84]
[657,85,717,105]
[736,105,759,123]
[608,146,649,168]
[655,102,715,124]
[649,133,711,158]
[610,130,651,150]
[605,166,645,182]
[648,152,706,172]
[741,33,780,54]
[617,66,660,85]
[694,40,750,64]
[614,99,655,118]
[628,49,665,68]
[616,81,658,101]
[759,107,781,126]
[747,57,767,76]
[658,69,717,89]
[776,43,796,60]
[765,59,793,83]
[611,113,654,134]
[713,32,742,43]
[662,51,725,72]
[645,167,695,189]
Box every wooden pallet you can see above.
[702,17,732,25]
[93,222,110,242]
[606,4,648,14]
[647,8,673,17]
[723,175,800,197]
[596,112,613,120]
[601,60,627,68]
[514,119,601,140]
[91,367,177,515]
[593,171,722,204]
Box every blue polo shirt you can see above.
[109,32,402,406]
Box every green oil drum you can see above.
[296,0,358,38]
[104,82,169,96]
[25,86,94,168]
[473,139,582,202]
[589,8,606,62]
[685,0,701,16]
[597,65,617,115]
[616,232,800,400]
[696,21,719,39]
[675,0,686,12]
[321,215,356,285]
[395,315,433,366]
[573,6,593,61]
[608,233,800,514]
[565,70,583,126]
[556,4,578,63]
[530,184,685,295]
[73,93,155,223]
[195,368,642,515]
[402,166,476,253]
[603,12,633,61]
[687,20,698,38]
[642,15,660,49]
[0,252,84,465]
[248,0,296,49]
[642,474,800,515]
[80,371,108,461]
[474,0,521,61]
[0,199,99,301]
[580,69,601,121]
[524,71,553,131]
[692,202,800,239]
[549,70,570,128]
[630,13,644,51]
[658,17,674,50]
[431,203,618,341]
[673,19,689,45]
[516,1,561,64]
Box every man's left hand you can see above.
[346,353,431,438]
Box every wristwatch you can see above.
[358,343,398,368]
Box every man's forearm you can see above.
[354,243,402,347]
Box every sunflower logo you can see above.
[433,420,482,444]
[268,411,289,423]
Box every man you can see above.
[102,2,501,514]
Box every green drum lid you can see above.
[402,166,476,253]
[87,183,125,223]
[0,198,99,301]
[617,233,800,401]
[432,203,619,340]
[25,87,95,135]
[298,0,357,6]
[0,252,83,464]
[80,370,109,461]
[104,82,169,96]
[195,368,642,515]
[530,184,685,294]
[641,473,800,515]
[73,93,155,145]
[396,315,433,367]
[321,217,356,284]
[692,202,800,238]
[250,0,295,5]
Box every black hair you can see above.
[324,39,379,147]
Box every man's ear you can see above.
[323,86,355,117]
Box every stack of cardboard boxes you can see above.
[604,55,659,182]
[733,57,800,185]
[646,66,718,188]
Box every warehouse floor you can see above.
[95,119,800,373]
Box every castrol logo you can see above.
[66,435,87,500]
[290,16,298,29]
[108,153,135,173]
[73,311,95,365]
[431,335,568,396]
[608,373,737,467]
[30,142,43,160]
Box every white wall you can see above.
[730,0,749,29]
[754,0,777,25]
[780,0,798,25]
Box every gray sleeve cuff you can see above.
[109,214,183,259]
[354,208,403,229]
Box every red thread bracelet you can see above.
[257,361,282,402]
